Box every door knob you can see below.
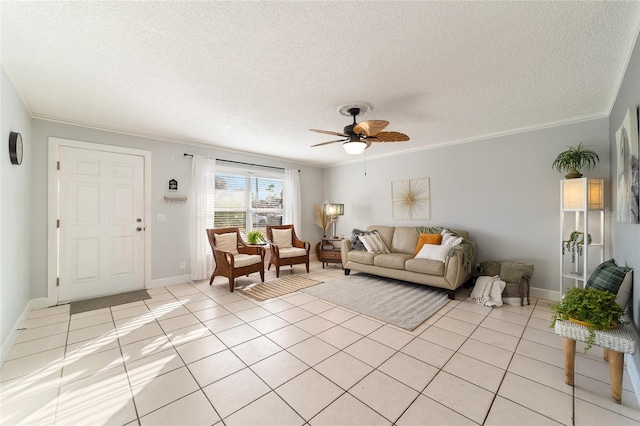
[136,218,142,223]
[136,227,142,232]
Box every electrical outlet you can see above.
[157,214,166,222]
[180,262,186,270]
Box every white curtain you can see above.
[190,156,216,281]
[283,169,301,231]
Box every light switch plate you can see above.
[157,214,167,222]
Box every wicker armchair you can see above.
[206,227,265,292]
[266,225,311,278]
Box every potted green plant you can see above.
[562,231,592,264]
[552,143,600,179]
[246,230,266,245]
[550,287,627,352]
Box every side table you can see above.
[555,319,637,404]
[316,237,343,269]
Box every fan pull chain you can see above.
[364,151,367,176]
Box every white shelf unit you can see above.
[560,178,605,295]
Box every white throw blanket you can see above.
[470,275,506,307]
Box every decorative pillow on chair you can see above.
[215,233,239,255]
[586,259,633,308]
[441,228,463,247]
[415,244,449,262]
[414,233,443,256]
[358,232,390,253]
[351,229,376,251]
[272,228,293,248]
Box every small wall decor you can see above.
[615,106,639,223]
[169,179,178,191]
[391,177,430,220]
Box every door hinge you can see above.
[57,161,60,170]
[57,219,60,228]
[56,277,60,287]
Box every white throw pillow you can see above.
[272,228,293,248]
[215,232,239,255]
[358,232,390,253]
[441,228,463,247]
[415,244,450,262]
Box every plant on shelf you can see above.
[550,287,627,352]
[314,204,335,237]
[552,143,600,179]
[246,230,266,245]
[562,231,592,263]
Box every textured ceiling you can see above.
[2,1,639,167]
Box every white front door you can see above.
[58,146,145,302]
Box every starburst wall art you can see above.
[391,178,430,220]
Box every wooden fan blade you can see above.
[353,120,389,136]
[309,129,348,137]
[311,139,347,147]
[368,131,410,142]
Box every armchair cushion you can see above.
[215,232,239,255]
[278,247,308,259]
[233,254,263,268]
[272,228,293,248]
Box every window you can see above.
[213,166,284,237]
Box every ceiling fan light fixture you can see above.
[343,140,367,155]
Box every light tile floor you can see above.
[2,261,639,425]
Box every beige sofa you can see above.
[341,225,476,299]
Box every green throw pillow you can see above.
[586,259,632,307]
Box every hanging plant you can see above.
[562,231,592,263]
[550,287,627,352]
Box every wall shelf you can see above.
[164,194,188,203]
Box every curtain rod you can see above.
[183,153,299,172]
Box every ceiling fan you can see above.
[310,104,410,154]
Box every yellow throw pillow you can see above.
[414,233,443,256]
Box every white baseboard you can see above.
[626,354,640,406]
[530,287,560,302]
[148,274,192,289]
[1,297,49,367]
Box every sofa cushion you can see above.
[414,233,443,256]
[366,226,395,252]
[441,228,463,246]
[405,258,446,276]
[350,228,374,251]
[415,244,449,262]
[347,250,377,265]
[359,232,390,253]
[374,253,413,270]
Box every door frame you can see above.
[47,137,152,306]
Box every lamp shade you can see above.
[562,178,603,210]
[343,141,367,155]
[325,203,344,216]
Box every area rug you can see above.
[236,276,323,301]
[70,289,151,315]
[301,274,449,330]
